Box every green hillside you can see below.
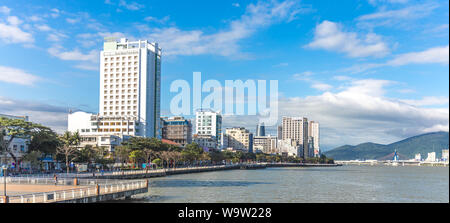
[324,132,449,160]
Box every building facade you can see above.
[193,134,217,150]
[195,109,222,148]
[256,122,265,137]
[223,127,253,152]
[100,37,161,138]
[253,135,278,154]
[308,121,320,157]
[277,139,302,157]
[442,149,449,161]
[282,116,309,158]
[161,116,192,147]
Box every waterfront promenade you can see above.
[0,162,340,203]
[0,177,148,203]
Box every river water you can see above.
[126,165,448,203]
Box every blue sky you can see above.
[0,0,448,150]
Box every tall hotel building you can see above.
[281,116,309,158]
[68,37,161,151]
[100,38,161,137]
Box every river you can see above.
[122,165,449,203]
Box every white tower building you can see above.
[195,109,222,147]
[308,121,320,157]
[100,37,161,138]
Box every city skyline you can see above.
[0,0,448,150]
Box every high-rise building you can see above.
[282,116,309,158]
[277,125,282,140]
[223,127,253,152]
[161,116,192,147]
[256,122,265,137]
[67,37,162,152]
[308,121,320,157]
[100,37,161,138]
[195,109,222,148]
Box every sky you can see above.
[0,0,448,150]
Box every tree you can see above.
[56,131,81,174]
[114,145,131,167]
[129,150,145,168]
[171,151,182,168]
[22,151,42,173]
[159,151,171,168]
[182,143,203,164]
[0,117,51,171]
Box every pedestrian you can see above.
[53,174,58,185]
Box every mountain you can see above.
[324,132,449,160]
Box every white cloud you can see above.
[0,96,70,133]
[35,24,52,31]
[368,0,409,5]
[387,45,449,66]
[66,18,80,24]
[306,20,390,58]
[0,6,10,14]
[7,16,22,26]
[0,22,34,44]
[119,0,144,10]
[144,16,170,24]
[48,45,98,62]
[145,0,305,57]
[311,83,333,91]
[29,15,42,22]
[0,65,41,86]
[232,3,240,7]
[358,3,438,21]
[50,8,60,18]
[400,96,449,107]
[343,45,449,73]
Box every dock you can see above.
[0,177,148,203]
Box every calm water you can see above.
[126,165,448,203]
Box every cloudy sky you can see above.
[0,0,448,150]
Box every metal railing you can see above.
[2,179,147,203]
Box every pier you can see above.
[0,177,148,203]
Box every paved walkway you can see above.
[0,184,89,196]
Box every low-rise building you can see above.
[425,152,436,162]
[442,149,449,161]
[277,139,302,157]
[68,111,139,152]
[161,116,192,147]
[193,134,217,150]
[415,153,421,161]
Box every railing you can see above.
[3,180,147,203]
[0,176,122,186]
